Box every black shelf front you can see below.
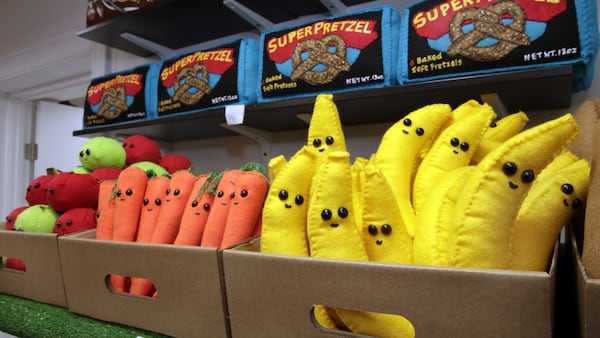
[73,65,573,142]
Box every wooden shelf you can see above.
[73,65,573,142]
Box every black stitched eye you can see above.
[155,199,161,206]
[203,203,211,211]
[460,142,470,152]
[381,224,392,235]
[503,162,518,176]
[56,221,62,228]
[86,149,91,155]
[279,190,288,200]
[217,191,224,198]
[403,118,412,127]
[126,189,133,196]
[490,122,497,128]
[321,209,332,220]
[173,189,181,196]
[450,138,460,147]
[368,225,377,235]
[241,190,249,198]
[115,190,121,197]
[521,170,535,183]
[416,128,425,136]
[192,200,198,207]
[230,192,236,199]
[338,207,348,218]
[295,195,304,205]
[166,189,171,195]
[561,183,574,194]
[66,220,73,226]
[313,138,322,147]
[79,151,84,158]
[34,183,41,188]
[143,199,149,206]
[325,136,334,145]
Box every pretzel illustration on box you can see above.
[156,38,258,117]
[399,0,599,91]
[258,6,401,103]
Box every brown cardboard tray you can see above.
[223,237,557,338]
[58,229,229,338]
[0,226,67,307]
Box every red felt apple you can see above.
[25,175,54,205]
[46,173,99,213]
[5,206,28,230]
[159,154,192,174]
[53,207,98,235]
[123,134,162,166]
[90,167,122,182]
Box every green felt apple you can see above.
[13,205,60,233]
[79,136,126,171]
[129,161,169,178]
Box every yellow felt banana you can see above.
[307,151,414,338]
[374,104,453,237]
[537,150,579,177]
[360,162,413,264]
[306,94,347,165]
[267,154,287,182]
[472,111,529,164]
[412,101,496,215]
[351,156,369,233]
[510,158,590,271]
[413,165,474,267]
[260,146,316,257]
[447,113,579,269]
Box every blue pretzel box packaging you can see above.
[258,6,401,103]
[83,63,159,128]
[155,38,258,117]
[399,0,599,92]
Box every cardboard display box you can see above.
[0,226,67,307]
[223,238,557,338]
[58,230,229,338]
[570,226,600,338]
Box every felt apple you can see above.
[122,134,162,166]
[5,258,26,271]
[90,167,122,182]
[25,175,54,205]
[46,172,100,213]
[53,208,97,235]
[5,206,28,230]
[129,161,169,178]
[159,154,192,174]
[79,136,126,171]
[14,205,60,233]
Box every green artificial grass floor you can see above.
[0,293,169,338]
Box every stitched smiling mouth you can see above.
[330,223,339,228]
[318,148,325,152]
[376,240,383,245]
[508,181,519,189]
[285,204,292,208]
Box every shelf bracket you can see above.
[120,32,175,60]
[320,0,349,16]
[219,123,274,167]
[223,0,275,32]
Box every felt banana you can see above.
[260,146,316,257]
[360,162,413,264]
[510,158,590,271]
[351,156,369,233]
[374,104,453,237]
[472,111,529,164]
[413,165,474,267]
[307,150,414,338]
[412,101,496,215]
[447,113,579,269]
[306,94,347,165]
[267,154,287,182]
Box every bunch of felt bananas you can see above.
[260,94,589,337]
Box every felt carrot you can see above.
[95,180,116,240]
[200,169,239,247]
[173,173,215,246]
[135,175,170,243]
[220,163,269,249]
[111,166,148,293]
[149,170,198,244]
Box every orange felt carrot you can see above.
[135,175,170,243]
[173,173,215,246]
[149,170,198,245]
[220,163,269,249]
[200,169,239,247]
[95,180,117,241]
[110,166,148,293]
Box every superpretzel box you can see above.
[399,0,599,92]
[258,6,401,103]
[156,37,258,117]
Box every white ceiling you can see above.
[0,0,92,103]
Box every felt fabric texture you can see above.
[5,206,28,230]
[0,293,167,338]
[122,134,162,166]
[52,208,98,236]
[95,180,117,241]
[45,173,100,213]
[78,136,126,170]
[200,170,239,247]
[159,154,192,174]
[135,175,170,244]
[25,175,54,206]
[14,205,60,233]
[173,174,214,246]
[129,161,169,178]
[89,167,122,182]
